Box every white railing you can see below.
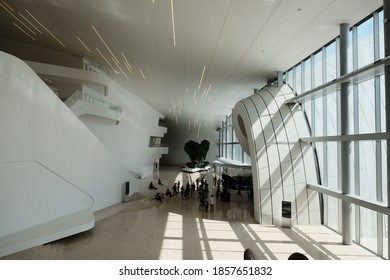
[64,90,122,113]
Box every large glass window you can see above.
[313,51,323,88]
[291,9,386,258]
[358,79,376,134]
[357,17,374,68]
[379,11,385,59]
[325,42,337,82]
[295,64,302,95]
[304,58,312,92]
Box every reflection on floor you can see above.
[2,166,383,260]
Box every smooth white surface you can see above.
[0,51,136,255]
[233,85,320,225]
[0,161,93,238]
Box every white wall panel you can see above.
[233,85,321,225]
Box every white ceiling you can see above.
[0,0,383,129]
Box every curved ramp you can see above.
[0,161,94,257]
[232,85,320,225]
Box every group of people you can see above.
[149,177,218,212]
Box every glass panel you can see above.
[227,126,232,143]
[358,79,375,134]
[304,58,312,92]
[382,140,387,204]
[295,64,302,95]
[359,141,376,201]
[227,115,232,126]
[327,196,339,232]
[325,41,337,82]
[233,144,242,162]
[313,51,323,88]
[380,76,386,133]
[384,216,388,259]
[303,101,312,134]
[287,69,294,90]
[226,144,232,160]
[379,11,384,59]
[348,30,353,73]
[327,93,337,136]
[315,142,325,184]
[357,17,374,68]
[360,207,377,253]
[327,142,338,190]
[314,98,323,137]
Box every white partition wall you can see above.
[232,85,321,225]
[0,51,134,256]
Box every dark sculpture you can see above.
[184,139,210,166]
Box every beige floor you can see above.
[2,166,383,260]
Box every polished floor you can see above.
[2,166,383,260]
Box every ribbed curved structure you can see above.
[232,85,321,225]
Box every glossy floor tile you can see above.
[2,166,383,260]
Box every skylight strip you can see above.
[1,0,13,11]
[113,58,129,80]
[13,22,34,40]
[1,4,36,35]
[198,65,206,91]
[123,61,132,74]
[18,12,41,33]
[25,9,65,47]
[139,69,146,79]
[43,77,54,84]
[96,47,118,73]
[92,25,120,64]
[205,83,212,97]
[170,0,176,46]
[121,52,133,70]
[76,36,91,53]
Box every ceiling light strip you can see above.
[18,12,41,33]
[113,58,129,80]
[43,77,54,84]
[1,4,36,35]
[1,0,13,11]
[13,22,34,40]
[198,65,206,91]
[170,0,176,46]
[76,36,92,53]
[201,88,207,101]
[139,69,146,79]
[96,47,118,73]
[205,83,212,97]
[121,53,133,70]
[123,62,132,74]
[25,9,65,47]
[92,25,120,64]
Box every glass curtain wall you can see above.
[219,114,250,164]
[284,9,387,258]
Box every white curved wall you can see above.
[233,85,320,225]
[0,51,134,256]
